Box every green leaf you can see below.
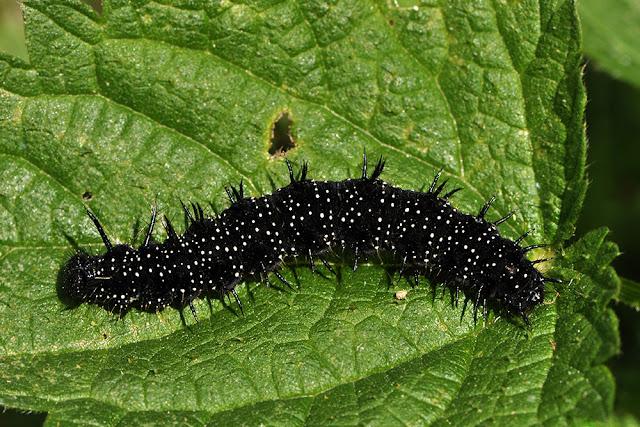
[0,0,617,424]
[0,3,29,62]
[616,277,640,309]
[579,0,640,89]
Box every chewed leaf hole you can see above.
[269,111,296,156]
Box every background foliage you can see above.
[577,0,640,422]
[0,0,635,425]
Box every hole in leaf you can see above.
[269,111,296,156]
[82,191,93,201]
[81,0,102,14]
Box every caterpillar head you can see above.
[62,252,102,303]
[62,245,136,310]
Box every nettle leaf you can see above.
[0,0,617,425]
[579,0,640,89]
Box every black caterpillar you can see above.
[62,155,560,326]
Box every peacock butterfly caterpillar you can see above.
[62,154,561,326]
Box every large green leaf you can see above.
[0,0,616,424]
[579,0,640,89]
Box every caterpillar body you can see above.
[62,155,559,326]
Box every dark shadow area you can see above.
[0,407,46,427]
[579,64,640,420]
